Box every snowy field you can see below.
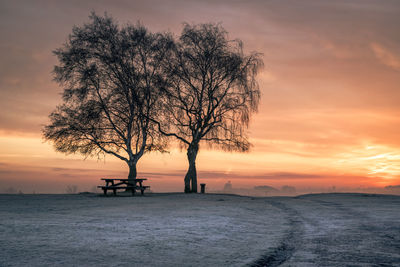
[0,193,399,266]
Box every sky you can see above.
[0,0,400,193]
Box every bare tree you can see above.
[43,13,172,183]
[158,24,263,193]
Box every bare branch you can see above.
[43,13,171,171]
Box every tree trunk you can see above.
[184,143,199,193]
[127,160,137,185]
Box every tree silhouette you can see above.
[158,24,263,193]
[43,13,172,183]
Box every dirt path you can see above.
[251,193,400,267]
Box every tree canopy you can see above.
[43,13,173,181]
[157,23,263,192]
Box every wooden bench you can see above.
[98,178,150,196]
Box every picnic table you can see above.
[98,178,150,196]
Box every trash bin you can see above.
[200,183,206,194]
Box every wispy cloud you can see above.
[146,170,369,181]
[370,43,400,71]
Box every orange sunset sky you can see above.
[0,0,400,193]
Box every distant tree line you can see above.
[43,13,263,193]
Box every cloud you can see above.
[125,170,324,180]
[147,170,359,181]
[370,43,400,71]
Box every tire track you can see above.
[304,196,400,265]
[250,194,400,266]
[293,194,400,266]
[249,200,304,267]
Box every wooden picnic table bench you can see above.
[98,178,150,196]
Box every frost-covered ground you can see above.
[0,193,399,266]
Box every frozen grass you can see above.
[0,193,287,266]
[0,193,399,266]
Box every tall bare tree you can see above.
[158,24,263,193]
[43,13,172,183]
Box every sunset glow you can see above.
[1,0,399,193]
